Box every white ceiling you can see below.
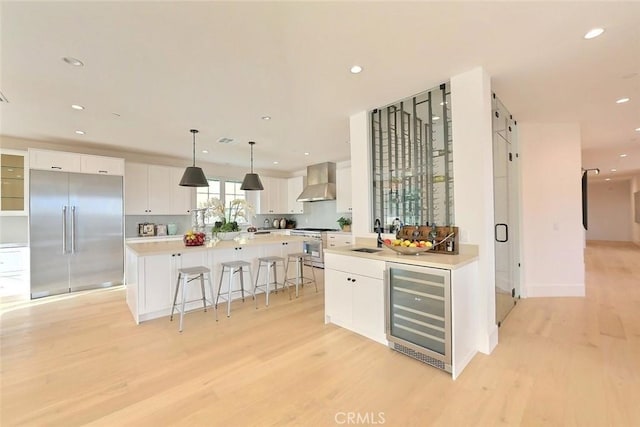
[1,1,639,179]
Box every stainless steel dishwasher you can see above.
[385,262,452,373]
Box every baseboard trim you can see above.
[523,283,585,298]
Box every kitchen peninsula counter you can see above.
[125,234,306,323]
[323,243,478,270]
[323,241,480,379]
[126,234,306,257]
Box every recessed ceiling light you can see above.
[605,178,611,181]
[611,168,617,172]
[202,150,209,154]
[616,97,630,104]
[350,65,363,74]
[620,154,628,157]
[71,104,84,110]
[304,152,310,156]
[62,57,84,67]
[75,130,85,135]
[261,116,271,121]
[584,28,605,40]
[635,127,640,132]
[432,116,440,121]
[273,161,279,165]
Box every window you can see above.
[224,181,245,210]
[196,179,221,213]
[196,179,248,224]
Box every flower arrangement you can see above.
[199,198,254,232]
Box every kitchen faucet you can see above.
[374,218,383,248]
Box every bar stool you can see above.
[254,256,288,306]
[216,260,256,317]
[285,252,317,298]
[170,266,217,332]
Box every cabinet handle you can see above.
[51,166,62,170]
[98,170,108,174]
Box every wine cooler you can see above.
[385,262,452,373]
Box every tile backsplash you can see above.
[254,200,351,230]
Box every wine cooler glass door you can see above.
[386,263,451,363]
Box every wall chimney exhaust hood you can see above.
[297,162,336,202]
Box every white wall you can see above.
[632,174,640,246]
[450,67,496,354]
[349,111,371,237]
[519,123,585,297]
[586,180,632,241]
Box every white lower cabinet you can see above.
[324,254,386,345]
[140,250,208,317]
[325,232,352,248]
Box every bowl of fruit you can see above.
[383,238,433,255]
[183,231,206,247]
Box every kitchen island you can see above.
[125,235,305,323]
[323,243,479,379]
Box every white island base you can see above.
[125,235,304,324]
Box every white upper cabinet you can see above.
[257,176,288,214]
[336,167,352,213]
[287,176,304,214]
[125,162,193,215]
[169,167,194,215]
[29,149,124,176]
[80,154,124,175]
[29,149,81,172]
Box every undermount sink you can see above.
[351,248,382,253]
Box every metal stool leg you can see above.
[295,257,301,298]
[227,267,233,317]
[179,273,188,332]
[199,273,207,312]
[216,268,224,309]
[309,260,318,293]
[238,268,245,301]
[207,271,218,321]
[265,263,272,306]
[278,260,290,298]
[170,272,182,321]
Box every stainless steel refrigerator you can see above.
[29,170,124,299]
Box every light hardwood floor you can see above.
[1,241,639,426]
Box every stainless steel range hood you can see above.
[297,162,336,202]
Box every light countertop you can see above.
[126,234,307,257]
[324,244,478,270]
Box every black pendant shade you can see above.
[240,141,264,190]
[179,129,209,187]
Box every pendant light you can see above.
[240,141,264,190]
[179,129,209,187]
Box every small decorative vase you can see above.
[342,225,351,232]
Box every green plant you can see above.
[337,217,352,228]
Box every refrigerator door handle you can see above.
[62,206,68,254]
[71,206,76,254]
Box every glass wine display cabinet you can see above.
[371,82,453,232]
